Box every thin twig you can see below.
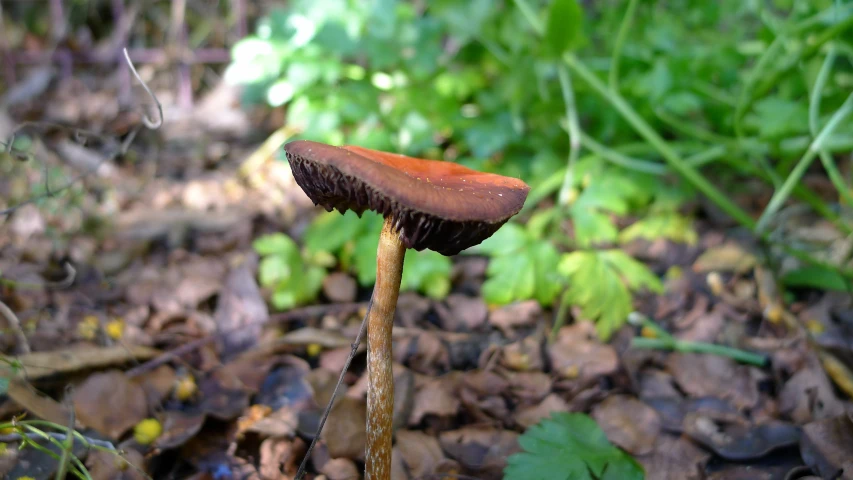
[123,47,163,129]
[295,298,373,480]
[0,298,30,354]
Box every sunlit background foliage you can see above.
[235,0,853,344]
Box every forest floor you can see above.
[1,48,853,480]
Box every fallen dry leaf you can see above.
[779,363,846,424]
[505,371,552,404]
[87,449,147,480]
[154,410,207,449]
[489,300,542,335]
[438,427,520,476]
[3,344,160,381]
[800,413,853,479]
[73,370,148,440]
[246,406,299,438]
[692,242,757,274]
[215,254,268,357]
[322,396,367,460]
[259,437,302,480]
[436,294,488,332]
[131,364,177,408]
[637,433,711,480]
[592,395,661,455]
[514,393,569,429]
[320,458,360,480]
[549,322,618,381]
[396,429,446,478]
[409,375,461,426]
[322,272,357,303]
[683,413,800,461]
[666,353,759,410]
[6,377,76,427]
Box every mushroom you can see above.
[284,140,530,479]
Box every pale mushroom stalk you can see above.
[365,217,405,479]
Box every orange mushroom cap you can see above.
[285,140,530,255]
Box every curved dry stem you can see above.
[366,216,405,480]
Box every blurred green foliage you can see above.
[232,0,853,335]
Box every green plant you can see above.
[232,0,853,337]
[504,412,644,480]
[304,211,453,299]
[253,233,328,310]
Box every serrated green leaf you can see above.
[505,412,644,480]
[401,250,453,299]
[476,222,529,256]
[253,233,300,256]
[601,250,664,293]
[544,0,585,57]
[558,250,660,340]
[530,241,563,304]
[570,206,618,247]
[619,213,698,245]
[304,210,366,255]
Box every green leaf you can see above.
[504,412,644,480]
[619,213,698,245]
[258,255,292,287]
[544,0,585,56]
[570,206,618,247]
[476,222,529,256]
[253,233,300,256]
[782,265,852,292]
[401,250,453,299]
[558,250,660,340]
[304,211,365,255]
[481,224,563,306]
[354,234,380,286]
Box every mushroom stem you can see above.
[365,216,406,480]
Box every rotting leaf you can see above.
[73,369,148,440]
[692,242,757,274]
[87,449,147,480]
[2,344,160,381]
[637,433,710,480]
[440,426,520,476]
[396,429,447,478]
[549,322,618,381]
[154,410,207,450]
[800,413,853,480]
[321,396,367,459]
[683,413,800,461]
[591,395,661,456]
[666,353,759,410]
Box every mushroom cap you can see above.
[285,140,530,255]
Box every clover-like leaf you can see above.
[505,412,644,480]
